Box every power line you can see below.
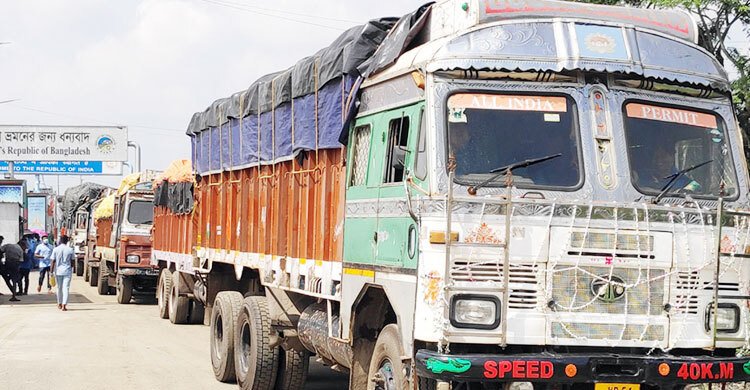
[196,0,349,31]
[203,0,360,24]
[0,104,187,136]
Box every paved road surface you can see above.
[0,271,349,389]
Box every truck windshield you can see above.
[127,200,153,225]
[447,93,581,189]
[623,102,738,198]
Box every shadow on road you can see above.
[0,292,92,306]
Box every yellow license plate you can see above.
[594,384,640,390]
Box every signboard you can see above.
[0,181,25,204]
[27,195,47,231]
[0,125,128,162]
[0,161,122,175]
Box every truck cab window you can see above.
[350,125,372,187]
[127,200,154,225]
[384,115,410,183]
[414,109,427,181]
[447,93,581,189]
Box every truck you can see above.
[60,182,109,277]
[152,1,750,389]
[94,173,158,304]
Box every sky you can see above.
[0,0,422,193]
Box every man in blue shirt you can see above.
[51,235,75,311]
[35,235,53,293]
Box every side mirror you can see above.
[392,147,407,170]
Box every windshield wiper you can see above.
[653,159,713,204]
[467,153,562,195]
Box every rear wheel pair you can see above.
[210,292,308,390]
[161,269,203,324]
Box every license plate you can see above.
[594,384,640,390]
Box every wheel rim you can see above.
[373,358,396,390]
[239,318,252,375]
[213,313,223,362]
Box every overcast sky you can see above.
[0,0,422,193]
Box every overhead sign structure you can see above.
[0,125,128,162]
[0,161,123,175]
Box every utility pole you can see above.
[128,141,141,172]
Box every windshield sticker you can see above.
[544,113,560,122]
[448,94,567,112]
[449,107,468,123]
[626,103,718,128]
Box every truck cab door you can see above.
[372,104,423,269]
[343,118,379,267]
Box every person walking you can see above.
[18,240,32,295]
[35,235,53,293]
[1,238,24,302]
[51,235,75,311]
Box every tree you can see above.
[577,0,750,138]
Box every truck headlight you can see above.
[126,255,140,264]
[450,295,500,329]
[705,303,740,333]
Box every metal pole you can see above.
[127,141,141,172]
[123,162,134,174]
[8,161,14,179]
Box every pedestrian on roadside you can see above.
[35,235,53,294]
[18,240,32,295]
[50,235,75,311]
[1,237,24,302]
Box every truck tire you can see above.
[275,349,309,390]
[89,265,98,287]
[211,291,244,382]
[157,269,172,319]
[84,262,90,282]
[169,271,189,324]
[367,324,409,390]
[234,296,279,390]
[190,301,205,324]
[76,259,84,276]
[116,275,133,304]
[97,264,109,295]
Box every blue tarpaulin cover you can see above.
[188,19,397,175]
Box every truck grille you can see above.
[550,266,665,316]
[450,261,540,309]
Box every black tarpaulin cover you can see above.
[61,183,108,225]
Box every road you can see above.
[0,271,349,390]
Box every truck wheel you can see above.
[211,291,244,382]
[367,324,409,390]
[89,266,98,287]
[97,264,109,295]
[116,275,133,304]
[275,349,309,390]
[157,269,172,319]
[190,301,205,324]
[84,262,90,282]
[234,296,279,390]
[169,271,189,324]
[418,377,437,390]
[76,260,84,276]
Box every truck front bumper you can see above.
[415,350,750,386]
[119,268,160,277]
